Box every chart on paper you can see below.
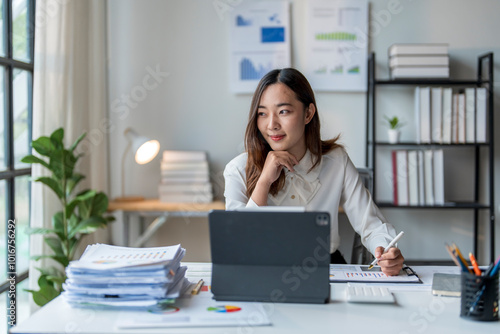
[306,0,368,91]
[329,264,421,283]
[229,2,291,93]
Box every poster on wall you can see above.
[229,1,291,94]
[306,0,368,92]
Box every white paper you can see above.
[330,264,421,283]
[306,0,368,91]
[68,244,182,270]
[116,296,272,329]
[229,1,291,93]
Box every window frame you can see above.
[0,0,35,331]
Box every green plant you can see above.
[21,128,115,306]
[383,115,405,130]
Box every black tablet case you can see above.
[209,210,331,304]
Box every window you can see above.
[0,0,35,331]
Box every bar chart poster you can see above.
[229,1,291,93]
[306,0,368,92]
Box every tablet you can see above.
[208,210,331,304]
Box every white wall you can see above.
[107,0,500,264]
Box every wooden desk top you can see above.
[108,199,226,212]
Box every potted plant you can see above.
[383,115,405,143]
[21,128,115,306]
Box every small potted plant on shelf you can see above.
[384,115,405,144]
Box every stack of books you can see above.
[389,43,449,79]
[159,150,213,203]
[391,149,444,206]
[62,244,190,311]
[415,86,487,144]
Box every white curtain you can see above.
[29,0,109,312]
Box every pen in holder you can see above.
[460,270,499,321]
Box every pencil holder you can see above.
[460,271,499,321]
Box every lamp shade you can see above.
[116,128,161,201]
[124,128,160,164]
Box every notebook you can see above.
[208,210,331,304]
[431,273,461,297]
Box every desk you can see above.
[11,265,499,334]
[107,199,225,247]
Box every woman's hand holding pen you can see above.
[251,151,299,206]
[375,246,405,276]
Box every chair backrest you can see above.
[350,168,375,264]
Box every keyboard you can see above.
[346,283,395,303]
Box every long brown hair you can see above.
[244,68,341,198]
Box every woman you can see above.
[223,68,404,276]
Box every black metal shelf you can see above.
[371,142,490,147]
[375,79,484,86]
[366,52,495,263]
[377,202,490,209]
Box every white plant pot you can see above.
[388,129,401,144]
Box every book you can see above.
[433,150,445,205]
[441,88,453,144]
[465,88,476,143]
[423,150,434,205]
[161,170,209,178]
[389,55,449,68]
[417,150,425,206]
[396,150,409,206]
[452,93,459,143]
[159,193,213,204]
[431,273,461,297]
[457,92,466,143]
[162,150,206,162]
[161,175,210,183]
[388,43,449,57]
[391,66,449,79]
[414,87,421,143]
[431,87,443,143]
[419,87,431,143]
[160,160,209,171]
[407,150,419,206]
[158,183,212,193]
[476,87,487,143]
[391,151,398,205]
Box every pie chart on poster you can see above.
[207,305,242,313]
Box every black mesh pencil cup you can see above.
[460,271,499,321]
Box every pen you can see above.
[444,243,462,268]
[191,279,204,295]
[451,248,469,273]
[483,262,495,277]
[489,259,500,277]
[368,231,404,270]
[469,253,481,276]
[452,243,473,274]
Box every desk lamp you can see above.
[116,127,160,202]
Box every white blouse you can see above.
[223,147,397,255]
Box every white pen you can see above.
[368,231,405,270]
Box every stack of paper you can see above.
[62,244,190,311]
[158,150,213,203]
[389,43,449,79]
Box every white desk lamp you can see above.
[116,127,160,202]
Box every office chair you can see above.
[350,168,375,264]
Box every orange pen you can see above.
[469,252,482,276]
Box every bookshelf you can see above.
[366,52,495,262]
